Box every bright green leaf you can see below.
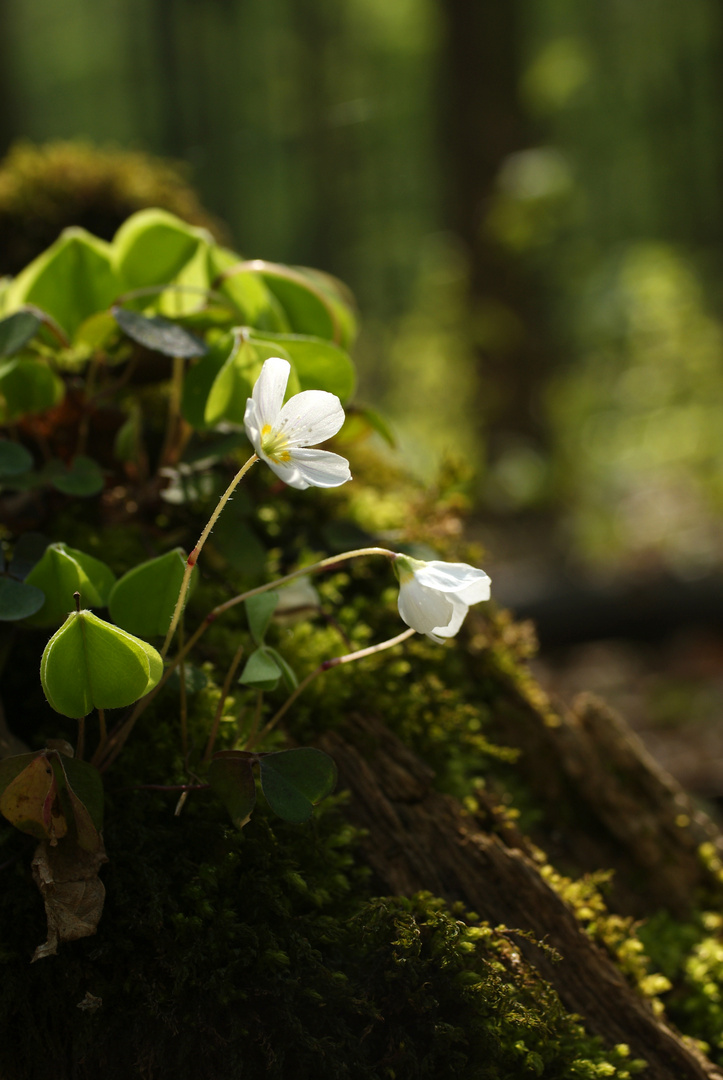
[208,751,257,830]
[40,609,163,718]
[113,209,210,291]
[250,333,356,401]
[245,592,279,645]
[260,267,338,342]
[108,547,196,638]
[25,542,116,628]
[259,748,337,824]
[6,228,117,338]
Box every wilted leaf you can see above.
[259,748,337,824]
[31,835,108,961]
[0,753,66,842]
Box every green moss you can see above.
[0,793,646,1079]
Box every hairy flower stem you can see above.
[162,453,258,657]
[246,626,416,751]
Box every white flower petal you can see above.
[456,575,491,606]
[431,595,469,639]
[275,447,351,489]
[413,560,490,596]
[398,577,455,637]
[275,390,346,447]
[251,357,290,429]
[243,395,263,453]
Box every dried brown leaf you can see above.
[30,835,108,962]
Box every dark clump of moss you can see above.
[0,140,227,274]
[0,788,643,1080]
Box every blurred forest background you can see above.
[2,0,723,789]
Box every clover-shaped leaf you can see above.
[41,610,163,718]
[108,548,196,638]
[259,748,337,824]
[25,542,116,628]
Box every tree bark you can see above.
[320,712,723,1080]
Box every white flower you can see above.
[394,555,491,642]
[244,357,352,490]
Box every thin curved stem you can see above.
[246,626,416,751]
[162,453,259,657]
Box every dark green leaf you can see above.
[11,531,49,580]
[0,311,42,357]
[46,455,105,496]
[112,306,207,359]
[208,751,257,830]
[0,357,65,422]
[167,663,208,695]
[0,439,33,478]
[0,577,45,621]
[259,748,337,824]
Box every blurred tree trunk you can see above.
[436,0,555,465]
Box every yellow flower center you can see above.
[260,424,292,463]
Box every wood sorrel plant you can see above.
[0,208,490,957]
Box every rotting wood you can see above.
[320,714,723,1080]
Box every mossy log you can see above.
[320,712,723,1080]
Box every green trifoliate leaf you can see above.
[245,591,279,646]
[0,310,42,357]
[238,647,283,692]
[5,227,117,338]
[108,548,196,638]
[258,748,337,824]
[0,439,33,478]
[208,751,256,830]
[112,306,207,359]
[25,542,116,628]
[41,609,163,718]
